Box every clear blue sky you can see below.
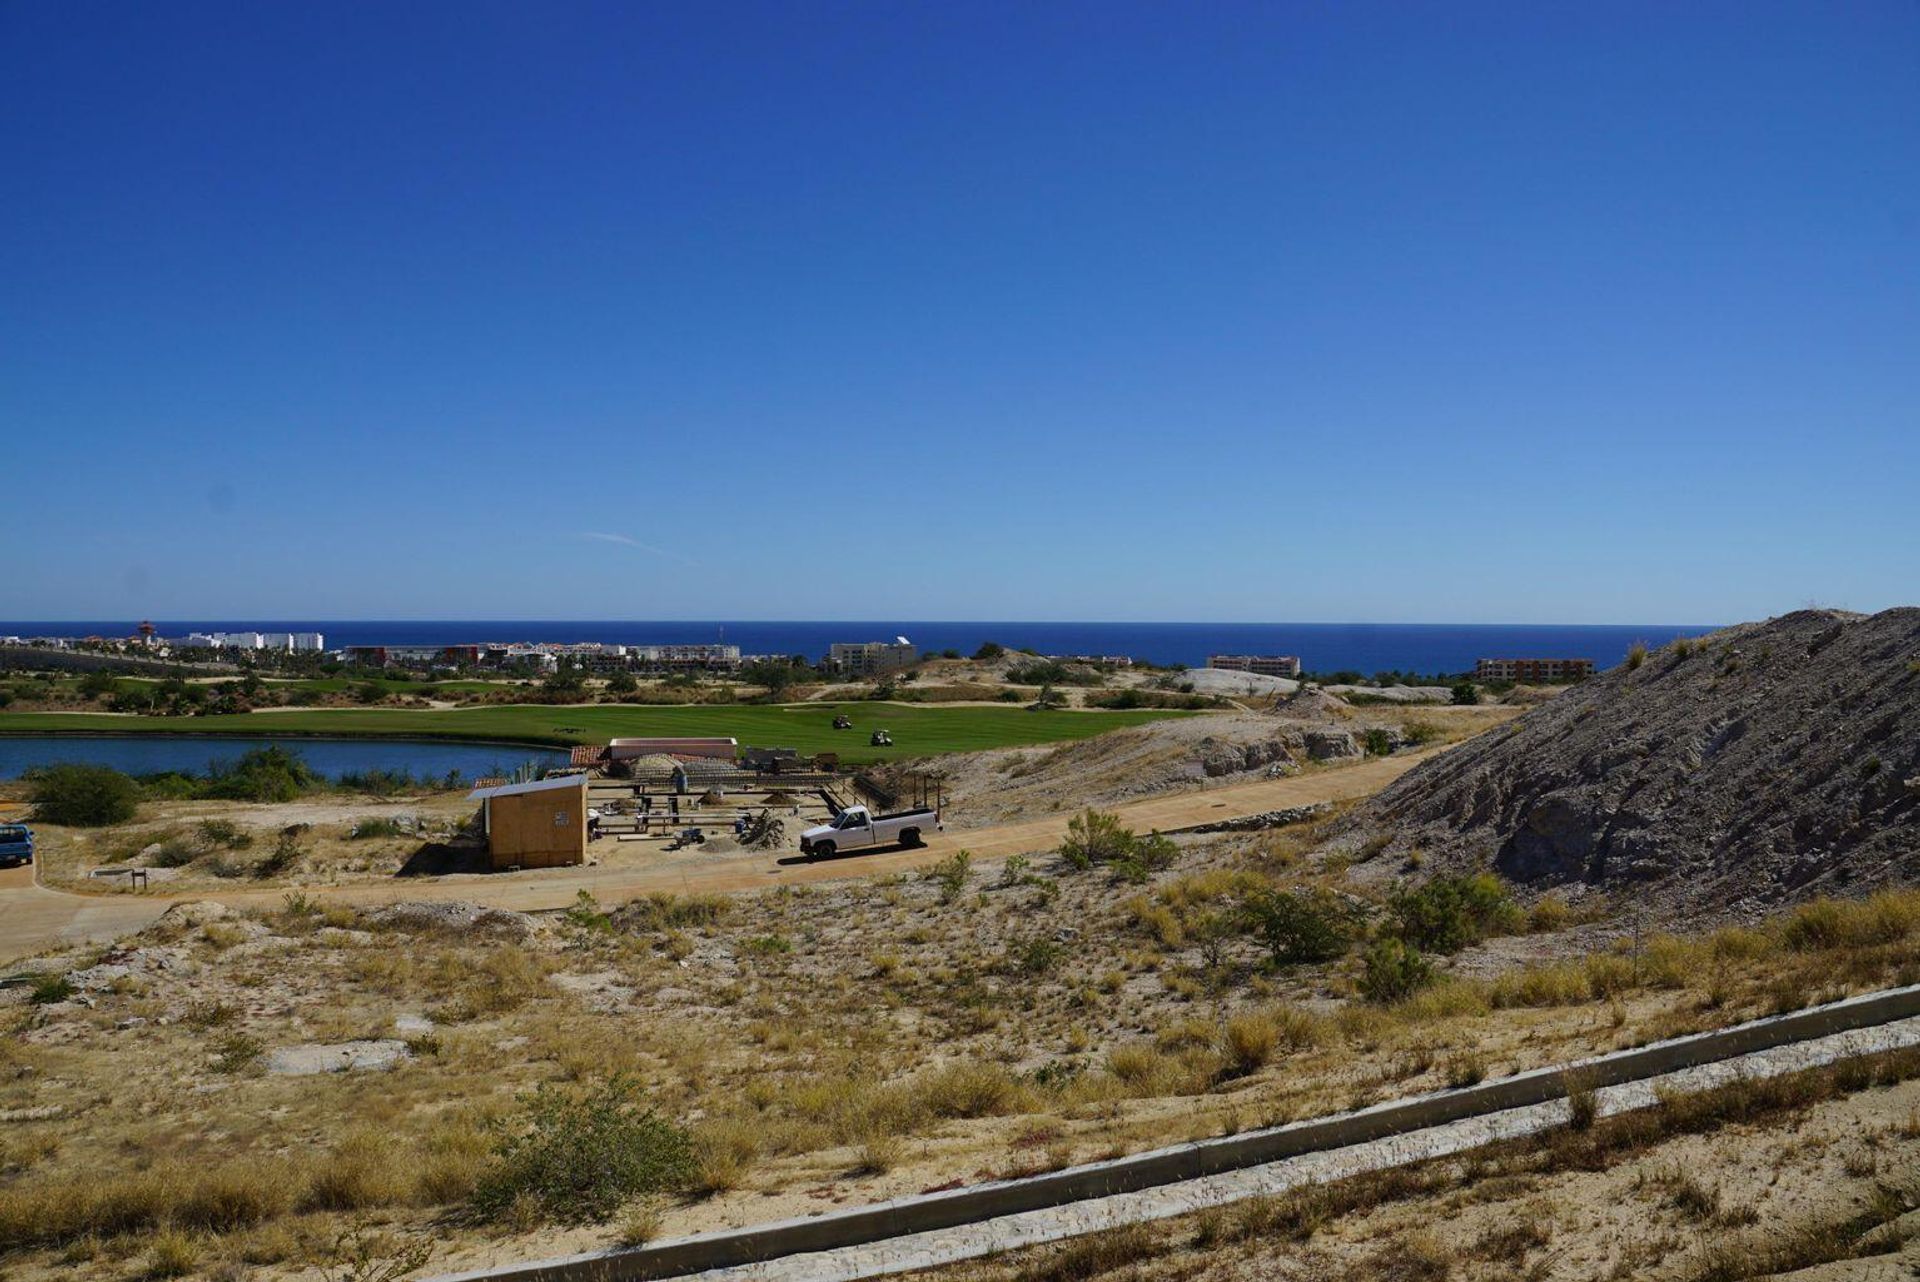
[2,2,1915,623]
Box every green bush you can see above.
[29,973,74,1005]
[1241,888,1355,965]
[1059,808,1176,880]
[1389,873,1522,954]
[202,747,320,803]
[1362,728,1394,756]
[929,850,973,903]
[196,819,253,850]
[1450,682,1480,706]
[473,1076,694,1225]
[29,763,139,826]
[1060,808,1133,870]
[1358,938,1435,1003]
[972,641,1006,661]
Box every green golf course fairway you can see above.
[0,704,1197,766]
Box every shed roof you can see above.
[467,775,587,801]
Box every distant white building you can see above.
[828,637,919,677]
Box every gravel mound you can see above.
[367,900,537,939]
[1178,669,1300,697]
[1333,608,1920,915]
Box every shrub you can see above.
[1358,938,1435,1003]
[1220,1014,1278,1078]
[211,1033,266,1074]
[253,831,304,879]
[28,973,74,1005]
[973,641,1006,660]
[1389,874,1521,954]
[1451,681,1480,706]
[1362,728,1394,756]
[348,817,408,840]
[1060,808,1132,869]
[473,1076,694,1225]
[1626,642,1648,671]
[202,746,319,803]
[1241,887,1355,966]
[28,763,139,826]
[929,851,973,903]
[195,818,253,850]
[1060,809,1174,879]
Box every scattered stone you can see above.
[266,1039,410,1076]
[1304,730,1360,760]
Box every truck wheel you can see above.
[812,841,835,859]
[900,828,922,848]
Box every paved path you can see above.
[0,748,1442,964]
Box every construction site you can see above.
[468,734,943,872]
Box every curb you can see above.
[430,982,1920,1282]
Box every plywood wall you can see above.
[487,784,586,869]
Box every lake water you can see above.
[0,736,568,782]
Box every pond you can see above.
[0,735,568,784]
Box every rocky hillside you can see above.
[1335,608,1920,914]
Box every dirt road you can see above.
[0,749,1440,964]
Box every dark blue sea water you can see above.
[3,621,1713,674]
[0,736,567,782]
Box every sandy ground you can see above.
[0,748,1446,965]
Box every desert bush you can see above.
[1059,808,1134,870]
[929,850,973,903]
[472,1076,694,1225]
[302,1130,408,1211]
[688,1118,761,1196]
[317,1224,434,1282]
[28,763,139,826]
[1241,887,1356,966]
[1111,830,1178,884]
[1358,938,1435,1003]
[1012,1223,1159,1281]
[915,1062,1028,1119]
[1451,681,1480,705]
[146,1226,201,1278]
[195,818,253,850]
[348,816,408,840]
[1626,642,1648,670]
[1390,874,1522,954]
[617,892,731,932]
[1220,1013,1278,1078]
[211,1032,266,1074]
[28,973,74,1005]
[251,831,303,879]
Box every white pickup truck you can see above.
[799,804,940,858]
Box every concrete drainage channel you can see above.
[433,985,1920,1282]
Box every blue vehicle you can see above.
[0,824,33,868]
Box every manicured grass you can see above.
[0,704,1196,765]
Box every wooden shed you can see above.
[468,775,587,870]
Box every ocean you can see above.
[2,621,1714,675]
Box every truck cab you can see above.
[0,825,34,868]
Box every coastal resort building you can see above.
[828,638,919,676]
[1207,654,1303,678]
[468,775,588,870]
[1474,658,1595,682]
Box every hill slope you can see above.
[1335,608,1920,914]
